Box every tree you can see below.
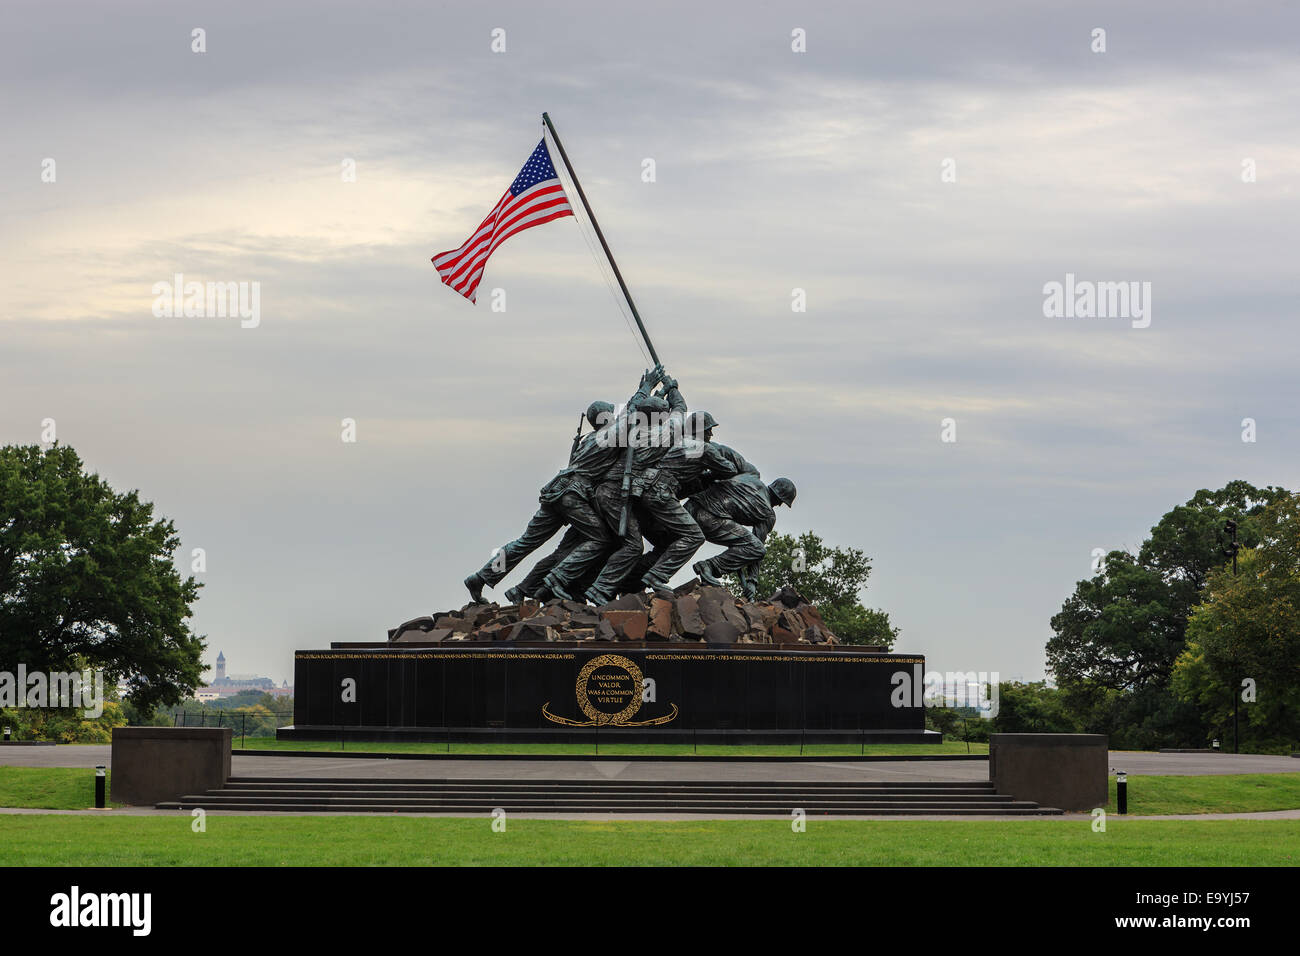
[1045,480,1288,749]
[991,682,1077,735]
[726,531,899,648]
[0,699,128,743]
[1173,495,1300,751]
[0,444,205,712]
[1047,551,1186,693]
[1139,481,1287,592]
[1138,480,1287,626]
[822,604,900,648]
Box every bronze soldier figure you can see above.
[688,475,796,600]
[554,374,686,603]
[612,432,765,596]
[463,366,667,604]
[580,393,740,602]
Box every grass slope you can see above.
[0,767,121,810]
[1106,773,1300,815]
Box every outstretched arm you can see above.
[699,441,739,478]
[629,364,665,407]
[655,371,685,413]
[600,366,666,444]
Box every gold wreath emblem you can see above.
[542,653,678,727]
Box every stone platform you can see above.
[286,579,932,744]
[285,641,937,745]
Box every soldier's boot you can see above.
[585,585,613,606]
[545,578,576,601]
[641,571,672,593]
[503,585,526,604]
[464,573,487,604]
[692,560,724,588]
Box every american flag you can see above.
[431,139,574,303]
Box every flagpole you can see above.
[542,111,661,366]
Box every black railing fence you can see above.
[170,706,295,747]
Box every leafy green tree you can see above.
[991,682,1078,734]
[924,684,1076,742]
[1048,551,1185,692]
[168,693,294,731]
[223,704,278,739]
[0,444,205,712]
[822,603,900,648]
[924,706,963,738]
[1139,481,1287,592]
[1046,481,1288,749]
[0,700,128,743]
[726,531,898,648]
[1173,496,1300,751]
[119,697,175,727]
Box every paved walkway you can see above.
[6,747,1296,821]
[2,746,1297,781]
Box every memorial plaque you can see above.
[542,653,679,727]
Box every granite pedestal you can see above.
[110,727,231,806]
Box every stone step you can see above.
[159,798,1057,815]
[155,776,1060,815]
[175,790,1022,806]
[226,776,997,791]
[220,783,998,795]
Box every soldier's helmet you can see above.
[686,410,718,440]
[769,478,797,507]
[586,401,615,429]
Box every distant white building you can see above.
[193,651,287,699]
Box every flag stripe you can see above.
[442,190,573,290]
[449,208,576,301]
[431,141,574,303]
[431,192,513,269]
[440,185,570,279]
[436,186,572,295]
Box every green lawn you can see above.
[0,766,122,810]
[232,737,988,757]
[1106,772,1300,815]
[0,816,1293,865]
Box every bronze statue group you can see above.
[465,365,796,607]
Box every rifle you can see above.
[616,369,663,537]
[568,413,585,464]
[616,409,637,536]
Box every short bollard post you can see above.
[95,765,106,809]
[3,726,10,742]
[1116,770,1127,815]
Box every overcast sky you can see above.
[2,1,1297,686]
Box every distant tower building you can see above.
[215,651,226,682]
